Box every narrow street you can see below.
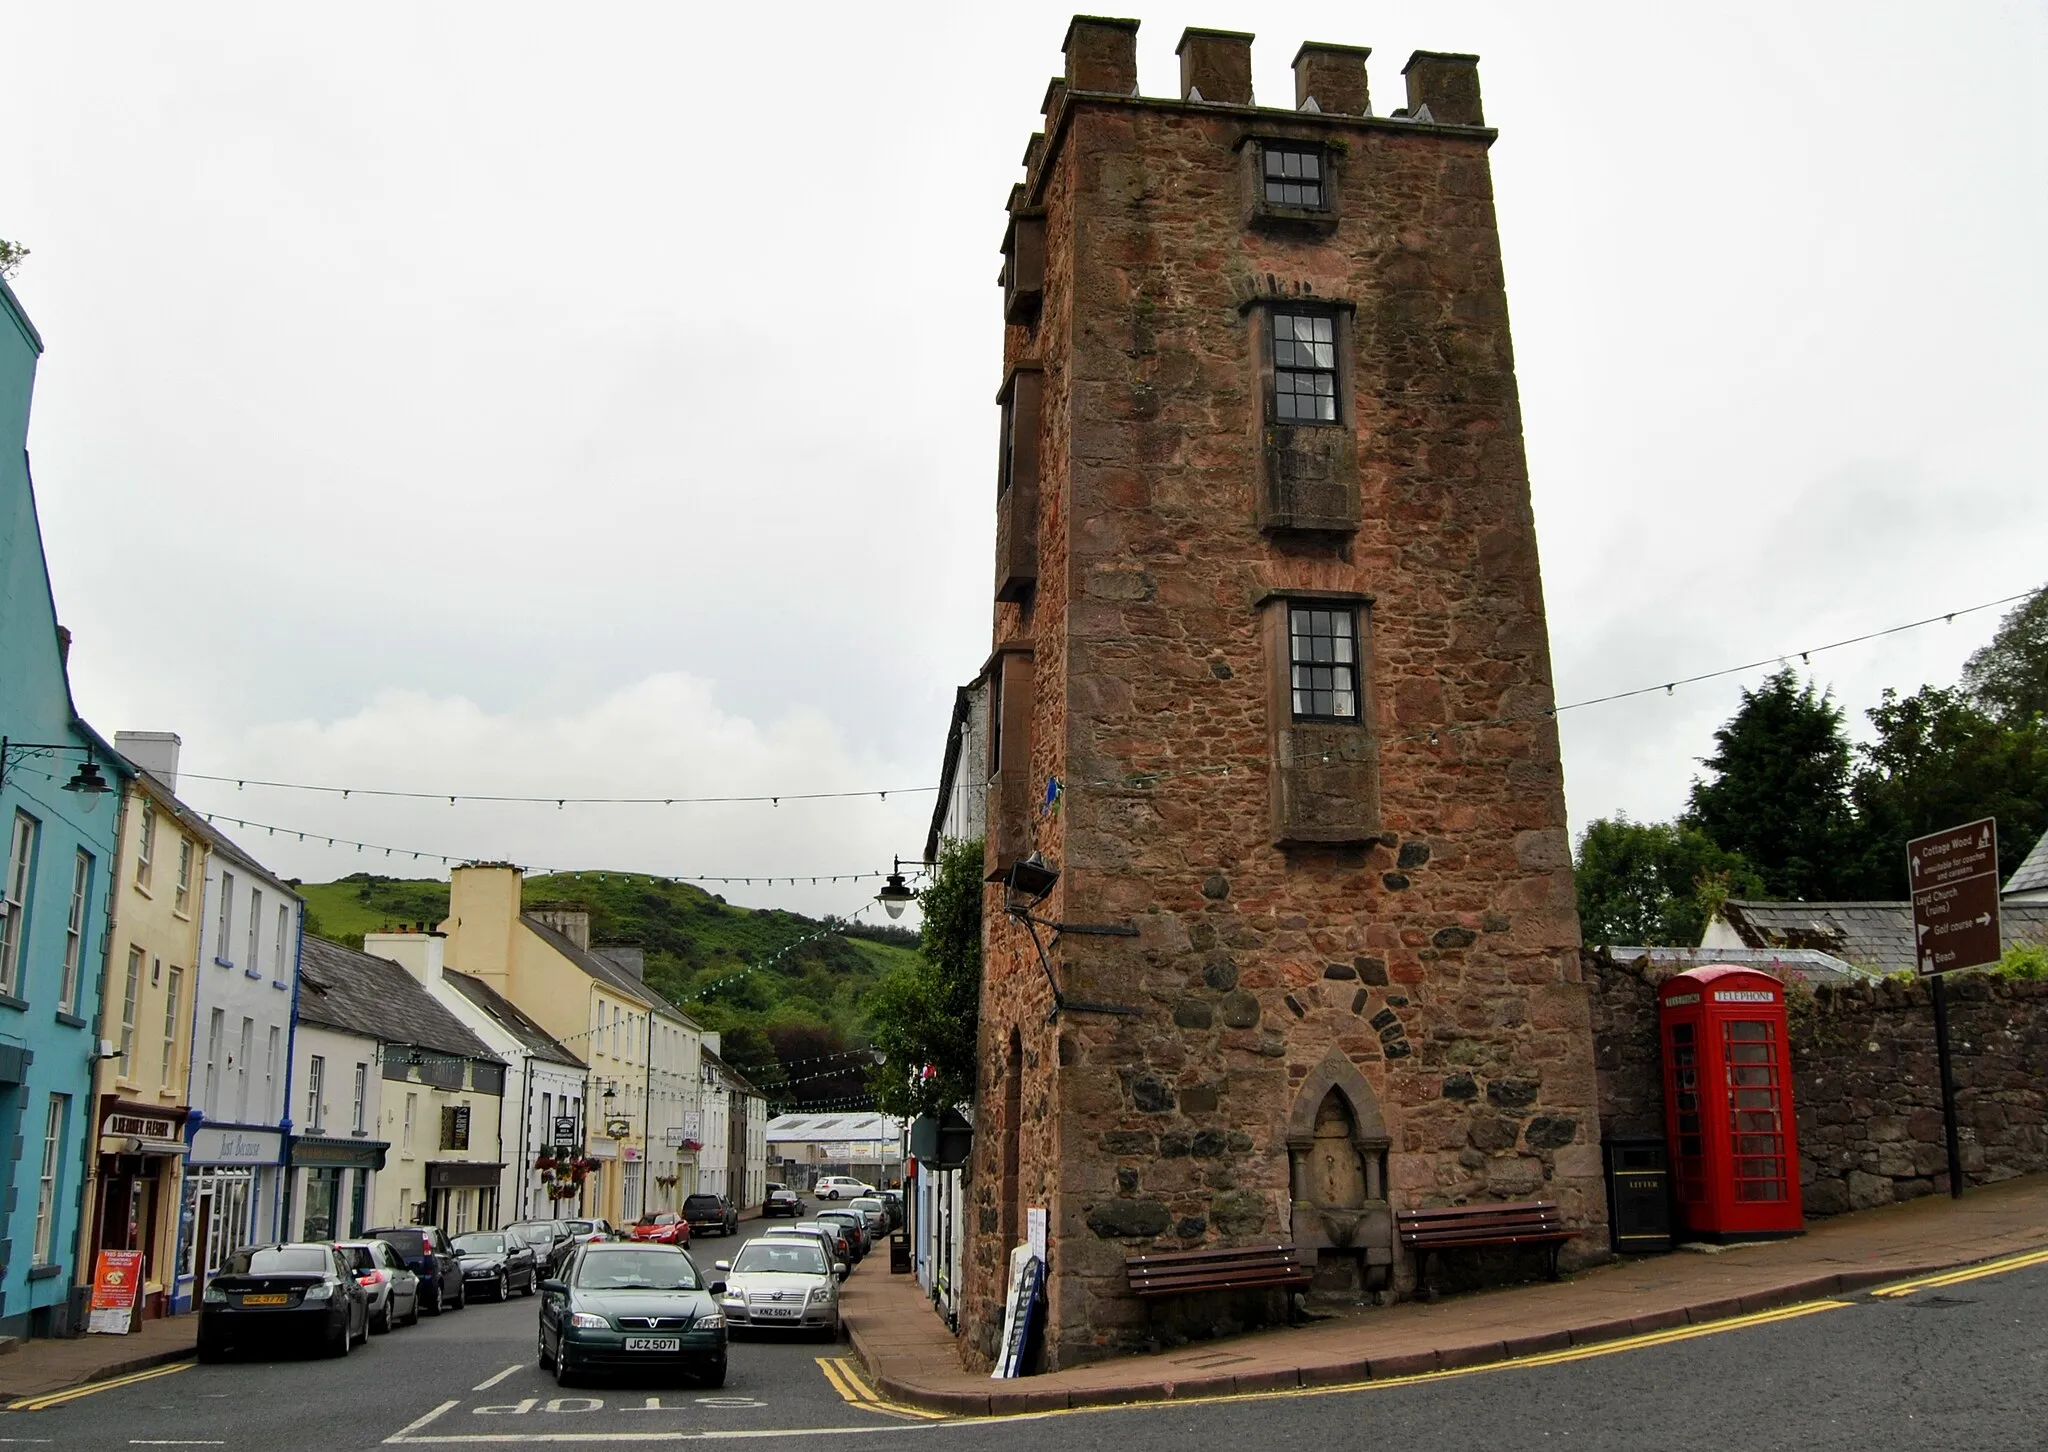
[9,1240,2043,1450]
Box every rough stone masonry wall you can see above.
[967,72,1608,1371]
[1589,949,2048,1213]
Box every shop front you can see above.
[285,1136,388,1242]
[87,1100,190,1321]
[175,1124,283,1311]
[426,1161,503,1233]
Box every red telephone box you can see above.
[1659,966,1803,1239]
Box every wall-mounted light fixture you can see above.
[1,737,117,811]
[1001,853,1142,1021]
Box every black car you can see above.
[453,1231,540,1300]
[762,1185,803,1218]
[506,1220,576,1277]
[682,1194,739,1238]
[198,1243,370,1361]
[363,1225,465,1314]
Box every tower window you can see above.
[1289,605,1360,721]
[1263,146,1325,209]
[1272,311,1338,423]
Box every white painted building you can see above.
[176,833,303,1304]
[699,1046,768,1207]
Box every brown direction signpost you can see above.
[1906,818,2001,1200]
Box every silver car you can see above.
[714,1235,842,1336]
[847,1196,889,1242]
[336,1239,421,1333]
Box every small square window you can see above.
[1263,145,1325,209]
[1289,606,1360,721]
[1272,310,1339,424]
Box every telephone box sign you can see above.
[1908,819,2001,976]
[1714,990,1776,1003]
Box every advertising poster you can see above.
[87,1250,144,1334]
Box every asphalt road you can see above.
[9,1235,2044,1451]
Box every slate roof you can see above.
[442,970,584,1069]
[299,935,502,1065]
[134,770,301,900]
[2006,828,2048,898]
[705,1048,760,1098]
[1715,899,2048,975]
[519,913,700,1026]
[765,1112,901,1142]
[1607,945,1880,988]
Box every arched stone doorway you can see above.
[1286,1048,1393,1298]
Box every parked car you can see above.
[814,1176,873,1201]
[848,1196,890,1242]
[537,1242,728,1388]
[763,1185,804,1218]
[335,1239,421,1333]
[505,1220,577,1277]
[682,1194,740,1238]
[198,1243,370,1361]
[765,1224,849,1276]
[785,1220,855,1266]
[363,1225,465,1314]
[876,1190,905,1231]
[627,1211,692,1247]
[561,1217,621,1247]
[715,1234,842,1337]
[813,1209,869,1259]
[454,1231,541,1300]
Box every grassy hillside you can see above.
[296,873,920,1106]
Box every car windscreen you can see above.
[571,1250,700,1291]
[816,1211,861,1224]
[226,1247,330,1276]
[850,1199,884,1211]
[370,1230,428,1258]
[683,1197,721,1213]
[563,1221,596,1235]
[453,1234,507,1254]
[734,1240,828,1276]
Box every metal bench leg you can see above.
[1545,1244,1561,1282]
[1417,1249,1438,1303]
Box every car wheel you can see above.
[495,1272,509,1302]
[372,1297,392,1335]
[326,1317,351,1358]
[197,1337,226,1364]
[452,1279,467,1310]
[537,1328,555,1370]
[553,1348,576,1388]
[697,1359,727,1389]
[404,1288,422,1326]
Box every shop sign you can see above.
[188,1125,283,1165]
[604,1117,631,1139]
[553,1115,579,1143]
[682,1111,701,1137]
[663,1127,685,1147]
[87,1250,144,1334]
[105,1111,179,1142]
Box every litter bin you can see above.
[1604,1137,1671,1254]
[889,1229,912,1274]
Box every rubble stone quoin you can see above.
[969,13,1602,1371]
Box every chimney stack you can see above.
[115,731,183,792]
[365,927,446,987]
[598,945,645,982]
[530,907,591,951]
[1063,15,1139,94]
[1402,51,1484,126]
[1176,28,1253,105]
[1292,41,1371,116]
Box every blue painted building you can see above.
[0,276,132,1338]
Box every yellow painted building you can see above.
[76,748,208,1317]
[440,865,702,1227]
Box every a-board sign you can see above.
[1908,819,2002,976]
[87,1250,144,1334]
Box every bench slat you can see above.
[1126,1242,1310,1300]
[1126,1243,1298,1267]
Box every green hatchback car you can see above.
[537,1242,728,1388]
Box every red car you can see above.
[627,1211,691,1247]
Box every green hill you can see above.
[295,872,920,1107]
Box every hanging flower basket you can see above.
[534,1154,557,1171]
[680,1139,703,1153]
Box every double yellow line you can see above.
[1870,1247,2048,1299]
[815,1356,946,1420]
[6,1360,190,1412]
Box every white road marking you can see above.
[473,1365,524,1392]
[387,1399,462,1442]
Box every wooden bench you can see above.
[1397,1201,1574,1300]
[1125,1242,1313,1301]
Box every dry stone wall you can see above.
[1589,949,2048,1213]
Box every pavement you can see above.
[841,1171,2048,1417]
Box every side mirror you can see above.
[540,1279,566,1296]
[708,1280,728,1296]
[835,1263,849,1281]
[713,1260,731,1273]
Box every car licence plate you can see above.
[751,1306,799,1319]
[241,1294,289,1306]
[623,1336,680,1351]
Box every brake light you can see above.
[357,1271,387,1286]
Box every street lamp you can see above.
[876,858,919,920]
[0,738,116,812]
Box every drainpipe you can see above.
[274,895,306,1242]
[70,780,132,1330]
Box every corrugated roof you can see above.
[443,970,585,1069]
[2006,828,2048,897]
[765,1112,901,1142]
[1608,945,1880,988]
[299,935,502,1065]
[1717,899,2048,975]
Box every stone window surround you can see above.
[1246,296,1354,429]
[1235,132,1343,233]
[1257,589,1382,845]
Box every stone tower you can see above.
[969,17,1605,1369]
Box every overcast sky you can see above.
[5,1,2043,919]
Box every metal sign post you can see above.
[1907,818,2002,1200]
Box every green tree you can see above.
[0,240,26,280]
[1843,685,2048,897]
[867,838,982,1121]
[1685,669,1856,900]
[1961,584,2048,726]
[1575,816,1766,946]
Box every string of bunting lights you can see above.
[173,587,2032,810]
